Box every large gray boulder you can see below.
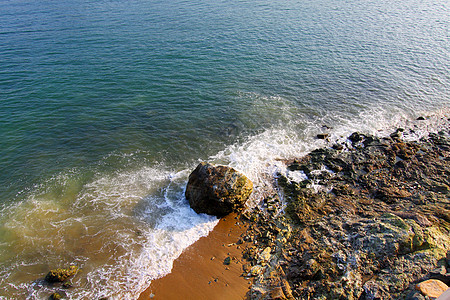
[185,162,253,217]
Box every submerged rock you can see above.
[185,162,253,217]
[316,133,329,140]
[45,266,78,283]
[49,293,62,300]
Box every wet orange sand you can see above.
[138,213,252,300]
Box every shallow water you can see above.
[0,0,448,298]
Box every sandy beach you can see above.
[139,213,252,300]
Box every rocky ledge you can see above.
[238,121,450,299]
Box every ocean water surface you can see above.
[0,0,449,298]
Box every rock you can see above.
[405,290,426,300]
[259,247,272,264]
[50,293,61,300]
[391,130,402,139]
[417,116,426,120]
[431,183,450,194]
[391,212,432,227]
[185,162,253,217]
[62,282,73,289]
[430,266,450,285]
[363,281,390,300]
[45,266,78,283]
[250,265,264,276]
[374,186,412,202]
[349,132,364,143]
[447,251,450,267]
[431,266,447,276]
[437,289,450,300]
[269,287,287,299]
[349,213,421,256]
[49,293,62,300]
[224,257,231,265]
[281,279,294,299]
[316,133,329,140]
[416,279,448,298]
[243,263,252,273]
[287,258,321,280]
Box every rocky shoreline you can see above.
[41,117,450,300]
[237,118,450,299]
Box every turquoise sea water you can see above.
[0,0,449,298]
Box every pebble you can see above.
[416,279,448,298]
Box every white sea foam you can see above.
[0,164,218,299]
[287,170,309,183]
